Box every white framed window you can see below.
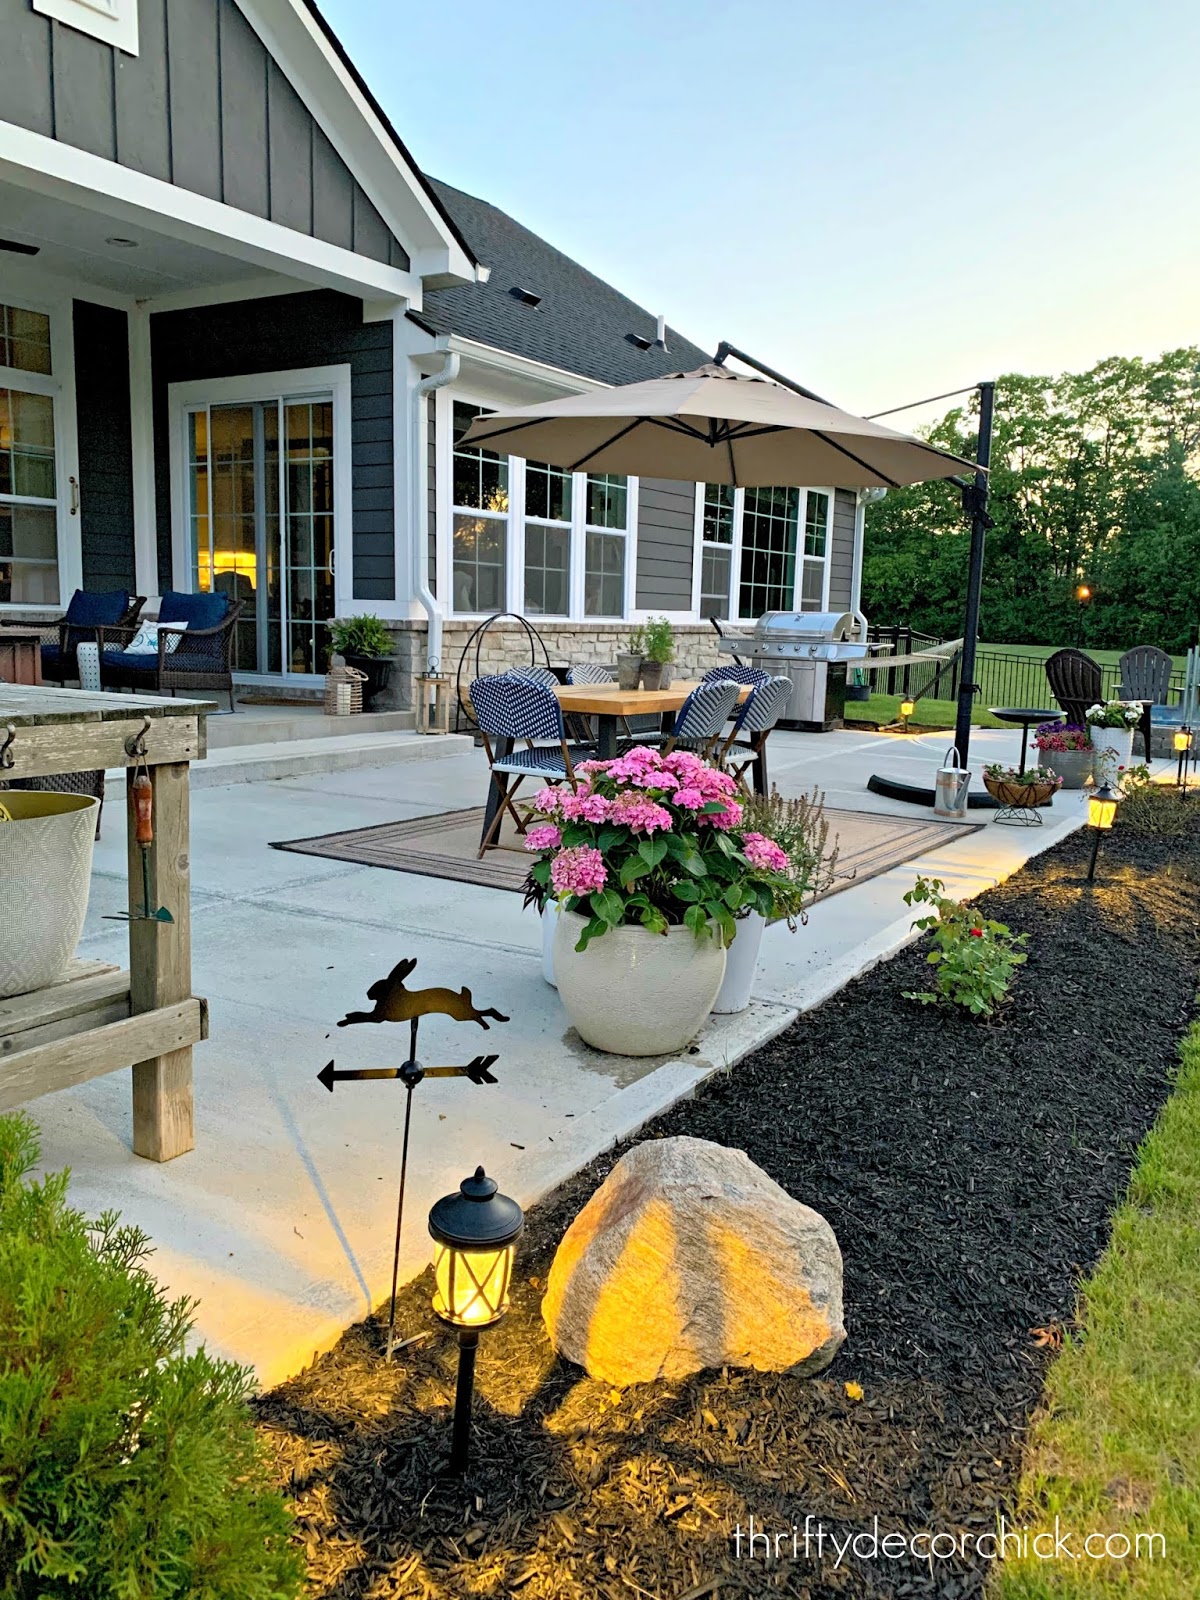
[0,297,77,609]
[440,391,636,620]
[694,482,833,620]
[32,0,139,55]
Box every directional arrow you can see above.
[318,1061,407,1092]
[423,1055,499,1084]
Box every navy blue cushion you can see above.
[158,590,229,631]
[102,649,158,675]
[40,644,64,676]
[64,588,131,629]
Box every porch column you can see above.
[128,305,159,603]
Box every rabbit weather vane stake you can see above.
[319,957,510,1358]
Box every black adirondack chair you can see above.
[1119,645,1174,760]
[1044,648,1103,730]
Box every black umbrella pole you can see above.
[954,380,995,766]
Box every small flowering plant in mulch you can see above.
[521,745,807,951]
[1033,721,1091,753]
[1085,700,1143,729]
[902,874,1028,1017]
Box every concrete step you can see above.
[104,730,471,793]
[206,707,415,750]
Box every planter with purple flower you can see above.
[521,746,802,1055]
[1033,721,1093,789]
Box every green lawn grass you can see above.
[997,1023,1200,1598]
[843,692,1009,731]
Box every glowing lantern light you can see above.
[1085,781,1121,882]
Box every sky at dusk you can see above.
[323,0,1199,422]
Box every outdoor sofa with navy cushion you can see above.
[97,590,243,711]
[40,588,144,684]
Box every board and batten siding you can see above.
[0,0,409,270]
[73,300,137,593]
[149,289,394,600]
[829,487,856,612]
[634,477,694,611]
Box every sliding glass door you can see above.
[188,395,335,675]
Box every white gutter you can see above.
[412,348,460,672]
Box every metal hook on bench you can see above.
[123,717,152,759]
[0,725,15,770]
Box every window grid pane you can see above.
[454,512,507,613]
[524,521,570,615]
[738,485,798,616]
[453,401,508,515]
[584,530,625,616]
[585,473,627,530]
[804,491,829,557]
[700,546,732,619]
[0,304,52,376]
[702,482,734,544]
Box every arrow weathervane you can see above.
[319,957,509,1357]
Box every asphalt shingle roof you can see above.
[417,180,713,387]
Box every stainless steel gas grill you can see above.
[715,611,870,730]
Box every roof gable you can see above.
[417,181,712,386]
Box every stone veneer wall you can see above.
[376,619,724,714]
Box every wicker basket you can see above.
[983,774,1057,809]
[324,656,367,716]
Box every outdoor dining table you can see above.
[478,680,752,847]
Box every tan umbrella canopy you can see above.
[459,362,977,488]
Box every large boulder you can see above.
[542,1136,845,1385]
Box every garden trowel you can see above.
[105,770,174,924]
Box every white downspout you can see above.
[412,348,460,672]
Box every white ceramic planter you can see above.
[0,790,99,998]
[553,910,726,1056]
[711,912,766,1014]
[1089,725,1134,784]
[541,902,559,986]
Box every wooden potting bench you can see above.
[0,686,213,1161]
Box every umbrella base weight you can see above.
[867,774,1001,810]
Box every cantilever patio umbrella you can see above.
[458,361,977,489]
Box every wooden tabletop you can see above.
[0,684,217,727]
[552,679,750,716]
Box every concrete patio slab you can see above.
[25,721,1165,1388]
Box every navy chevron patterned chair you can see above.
[470,674,597,857]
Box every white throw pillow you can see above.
[125,620,189,655]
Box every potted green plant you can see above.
[1033,722,1092,789]
[639,615,675,690]
[617,625,644,691]
[326,614,394,708]
[522,746,798,1055]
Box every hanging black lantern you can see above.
[428,1167,524,1473]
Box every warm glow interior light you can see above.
[1175,730,1191,752]
[433,1241,515,1328]
[1088,792,1118,830]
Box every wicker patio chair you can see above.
[39,589,144,684]
[1044,648,1103,730]
[717,675,794,794]
[567,663,615,685]
[471,674,596,857]
[661,680,740,760]
[1118,645,1174,760]
[98,590,242,712]
[701,664,771,690]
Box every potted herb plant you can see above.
[1085,700,1142,784]
[522,746,797,1055]
[638,616,675,691]
[617,625,644,691]
[1033,722,1092,789]
[982,762,1063,810]
[712,788,837,1014]
[326,614,394,708]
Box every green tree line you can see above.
[861,348,1200,653]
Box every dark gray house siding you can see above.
[149,289,394,599]
[0,0,409,269]
[829,487,856,611]
[73,300,137,593]
[635,478,694,611]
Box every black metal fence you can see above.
[861,628,1186,713]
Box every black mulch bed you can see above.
[256,818,1200,1600]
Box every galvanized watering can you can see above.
[933,746,971,820]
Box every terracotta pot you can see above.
[0,790,99,998]
[554,910,725,1056]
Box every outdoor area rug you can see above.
[271,805,981,898]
